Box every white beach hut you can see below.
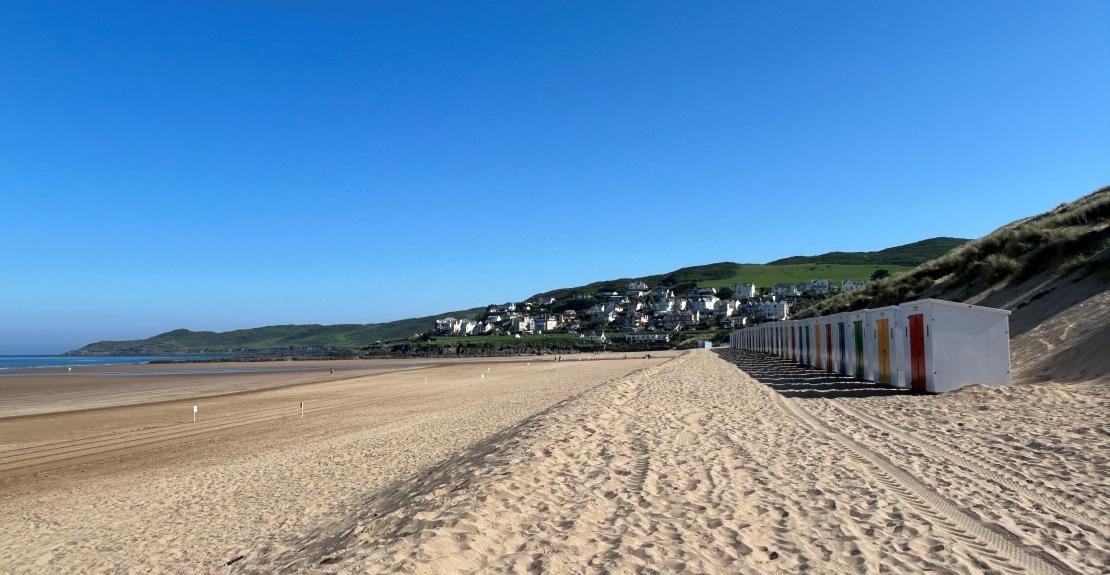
[845,310,867,380]
[898,299,1011,393]
[831,312,851,376]
[864,306,901,386]
[812,315,821,370]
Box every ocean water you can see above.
[0,355,229,370]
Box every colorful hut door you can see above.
[814,326,822,368]
[853,320,864,379]
[825,324,833,372]
[837,322,847,374]
[876,318,891,385]
[908,313,926,392]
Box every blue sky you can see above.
[1,1,1107,354]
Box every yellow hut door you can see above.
[876,318,891,384]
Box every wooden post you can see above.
[300,401,304,418]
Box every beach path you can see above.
[236,349,1107,574]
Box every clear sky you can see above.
[2,1,1107,354]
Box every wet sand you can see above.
[0,353,674,573]
[0,358,441,417]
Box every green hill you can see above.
[67,308,485,355]
[767,237,969,266]
[67,236,966,356]
[532,236,967,300]
[795,186,1109,383]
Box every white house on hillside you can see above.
[811,279,831,296]
[773,283,801,297]
[534,315,561,332]
[732,283,756,299]
[626,281,649,298]
[511,315,534,334]
[755,301,790,320]
[693,296,720,313]
[651,299,675,313]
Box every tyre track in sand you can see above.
[767,390,1083,575]
[826,399,1108,533]
[0,367,544,478]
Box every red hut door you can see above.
[908,314,926,392]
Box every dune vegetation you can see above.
[799,186,1110,317]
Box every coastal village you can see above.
[434,278,870,344]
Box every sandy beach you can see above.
[1,350,1106,574]
[0,353,675,573]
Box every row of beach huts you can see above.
[728,298,1012,393]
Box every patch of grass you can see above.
[797,185,1110,318]
[982,254,1019,283]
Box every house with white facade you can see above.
[810,279,831,296]
[660,309,700,330]
[772,283,801,297]
[732,283,756,299]
[434,317,461,334]
[651,299,675,313]
[622,333,671,343]
[511,315,535,334]
[534,315,561,332]
[720,316,748,328]
[626,281,649,298]
[594,310,617,326]
[649,287,674,299]
[755,301,790,320]
[693,296,720,314]
[690,287,717,298]
[581,332,607,343]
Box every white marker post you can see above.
[193,405,198,423]
[300,401,304,418]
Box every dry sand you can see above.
[0,354,673,573]
[233,350,1107,575]
[2,349,1106,574]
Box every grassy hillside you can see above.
[532,236,964,300]
[795,186,1110,383]
[767,237,969,266]
[67,235,964,356]
[68,308,485,355]
[800,189,1109,317]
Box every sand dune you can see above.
[235,350,1107,574]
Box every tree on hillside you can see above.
[871,269,890,280]
[716,286,735,299]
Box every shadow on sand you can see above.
[714,349,908,399]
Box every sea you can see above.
[0,355,230,370]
